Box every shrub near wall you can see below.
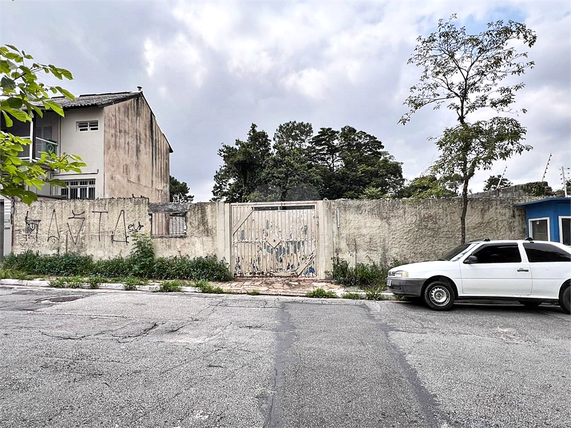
[2,249,233,282]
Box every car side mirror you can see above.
[464,255,478,264]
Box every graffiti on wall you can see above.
[24,212,41,241]
[22,207,145,246]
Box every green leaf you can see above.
[1,111,13,127]
[56,86,75,99]
[42,99,64,116]
[1,75,16,90]
[5,108,30,123]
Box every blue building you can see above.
[516,197,571,245]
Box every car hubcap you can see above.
[430,286,449,305]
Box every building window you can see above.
[77,120,99,132]
[560,217,571,245]
[61,179,96,200]
[529,218,550,241]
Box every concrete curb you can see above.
[0,278,397,300]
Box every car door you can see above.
[460,243,532,296]
[523,242,571,298]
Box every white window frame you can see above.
[559,216,571,245]
[77,120,99,132]
[528,217,550,241]
[60,179,96,200]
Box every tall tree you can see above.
[265,121,321,201]
[399,174,458,199]
[400,16,536,242]
[337,126,403,199]
[169,175,194,202]
[212,124,271,202]
[1,44,85,204]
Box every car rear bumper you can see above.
[386,278,425,297]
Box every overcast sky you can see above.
[1,0,569,201]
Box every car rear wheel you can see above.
[560,286,570,314]
[424,280,455,311]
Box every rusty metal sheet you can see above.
[231,203,318,277]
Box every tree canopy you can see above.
[169,175,194,202]
[212,122,404,202]
[483,174,513,191]
[1,44,85,204]
[400,16,535,242]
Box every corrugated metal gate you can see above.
[231,202,318,277]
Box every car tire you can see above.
[424,280,455,311]
[519,300,542,308]
[560,286,570,314]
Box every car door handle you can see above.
[517,268,529,272]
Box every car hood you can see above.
[391,260,459,276]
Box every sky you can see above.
[1,0,570,201]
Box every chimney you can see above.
[137,86,143,92]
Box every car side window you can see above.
[470,244,522,264]
[523,243,571,262]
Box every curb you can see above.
[0,278,397,300]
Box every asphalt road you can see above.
[0,286,569,428]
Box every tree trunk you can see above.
[460,180,469,244]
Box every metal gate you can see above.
[231,203,318,277]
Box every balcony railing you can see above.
[15,136,58,160]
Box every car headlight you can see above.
[390,270,409,278]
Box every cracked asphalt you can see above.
[0,286,569,427]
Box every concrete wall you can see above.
[103,96,170,203]
[321,198,529,270]
[11,196,531,276]
[150,202,231,262]
[12,198,150,259]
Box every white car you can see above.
[387,239,571,313]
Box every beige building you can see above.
[2,89,172,203]
[1,89,172,255]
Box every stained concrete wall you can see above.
[321,198,530,270]
[12,196,532,277]
[12,198,150,259]
[150,202,231,262]
[104,95,170,203]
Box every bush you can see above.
[128,233,155,278]
[2,251,93,276]
[152,255,233,282]
[2,250,233,283]
[330,257,407,289]
[91,257,129,278]
[306,288,337,298]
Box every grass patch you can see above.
[194,280,224,294]
[157,280,186,292]
[87,276,106,289]
[0,268,33,280]
[49,276,84,289]
[306,288,338,298]
[365,287,387,301]
[246,290,261,295]
[341,292,362,300]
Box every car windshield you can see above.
[440,243,473,261]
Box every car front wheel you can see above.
[424,280,455,311]
[560,286,570,314]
